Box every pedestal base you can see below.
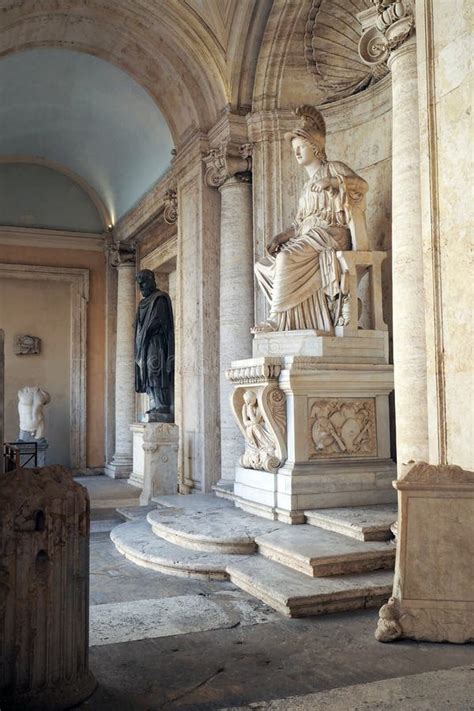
[16,431,48,467]
[226,334,396,523]
[104,454,133,479]
[128,422,179,504]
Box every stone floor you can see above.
[80,478,474,710]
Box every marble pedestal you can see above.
[128,422,179,504]
[376,462,474,644]
[227,331,396,523]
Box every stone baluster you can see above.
[359,1,429,473]
[203,142,254,487]
[105,243,137,478]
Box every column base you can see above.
[104,455,133,479]
[212,478,235,500]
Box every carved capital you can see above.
[203,142,252,188]
[358,1,415,69]
[107,242,136,268]
[163,188,178,224]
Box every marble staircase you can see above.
[110,495,397,617]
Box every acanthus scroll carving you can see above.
[163,189,178,224]
[309,398,377,458]
[231,385,287,474]
[358,0,415,68]
[203,142,252,188]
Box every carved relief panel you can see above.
[227,363,287,474]
[308,398,377,458]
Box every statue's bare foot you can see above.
[251,322,276,334]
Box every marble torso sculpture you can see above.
[135,269,175,421]
[17,386,50,439]
[254,105,368,332]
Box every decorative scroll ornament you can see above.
[309,399,377,458]
[304,0,389,104]
[358,0,415,68]
[163,189,178,224]
[226,366,286,473]
[238,388,286,473]
[203,142,252,188]
[107,241,135,268]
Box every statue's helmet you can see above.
[284,105,326,154]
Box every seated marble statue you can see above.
[254,105,368,332]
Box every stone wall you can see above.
[0,243,106,467]
[416,0,473,469]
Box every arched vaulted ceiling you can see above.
[0,0,272,141]
[0,0,272,226]
[0,48,174,223]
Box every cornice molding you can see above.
[0,226,106,252]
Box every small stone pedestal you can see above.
[128,422,179,503]
[0,466,96,710]
[16,431,49,467]
[376,462,474,644]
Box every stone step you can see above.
[153,493,234,511]
[304,505,398,541]
[147,507,285,554]
[110,520,250,580]
[227,556,393,617]
[255,525,395,577]
[116,504,160,521]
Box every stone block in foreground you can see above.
[0,465,96,710]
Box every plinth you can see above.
[128,422,179,504]
[227,329,396,523]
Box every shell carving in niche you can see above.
[304,0,389,103]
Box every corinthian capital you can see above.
[358,1,415,68]
[107,241,136,268]
[203,142,252,188]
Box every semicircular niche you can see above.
[304,0,389,104]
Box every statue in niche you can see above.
[17,386,50,440]
[253,105,369,332]
[135,269,174,422]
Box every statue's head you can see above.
[136,269,157,298]
[285,105,327,162]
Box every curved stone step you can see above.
[305,505,397,541]
[256,526,395,577]
[110,521,251,579]
[227,556,394,617]
[147,507,284,554]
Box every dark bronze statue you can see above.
[134,269,174,422]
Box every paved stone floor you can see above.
[81,502,474,711]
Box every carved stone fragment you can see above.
[0,466,96,708]
[14,334,41,355]
[309,398,377,458]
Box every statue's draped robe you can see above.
[255,160,368,331]
[135,290,174,411]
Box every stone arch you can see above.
[0,155,111,230]
[0,0,232,143]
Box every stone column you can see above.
[105,244,136,479]
[203,143,253,487]
[359,2,429,472]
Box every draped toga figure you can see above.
[253,105,368,332]
[135,269,174,421]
